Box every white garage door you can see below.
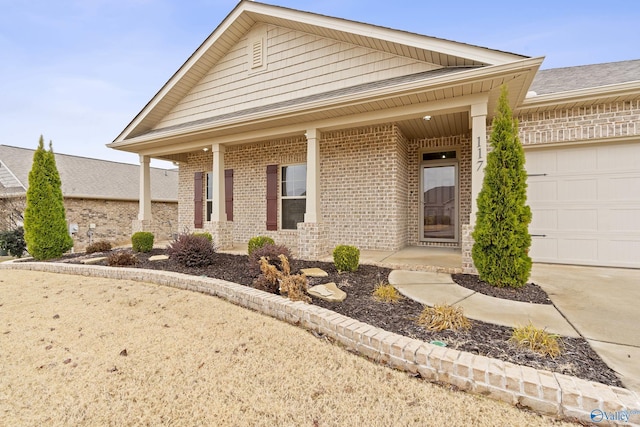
[526,142,640,268]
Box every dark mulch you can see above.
[44,249,622,388]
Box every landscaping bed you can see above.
[49,248,622,388]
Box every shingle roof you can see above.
[0,145,177,201]
[529,59,640,95]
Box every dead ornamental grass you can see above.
[0,270,573,426]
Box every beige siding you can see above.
[155,24,439,130]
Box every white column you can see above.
[470,102,488,220]
[138,154,152,221]
[211,143,227,222]
[304,128,321,223]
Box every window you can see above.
[281,164,306,229]
[206,172,214,221]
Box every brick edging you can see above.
[2,262,638,426]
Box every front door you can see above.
[421,162,458,242]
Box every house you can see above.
[109,1,640,270]
[0,145,178,250]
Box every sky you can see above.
[1,0,639,168]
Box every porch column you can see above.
[298,128,327,260]
[208,143,233,248]
[470,102,488,220]
[138,154,152,221]
[210,143,226,222]
[304,128,321,223]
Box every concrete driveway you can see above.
[531,264,640,392]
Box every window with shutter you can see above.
[266,165,278,230]
[194,172,203,228]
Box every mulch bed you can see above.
[44,249,622,388]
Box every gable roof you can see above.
[519,59,640,113]
[111,0,535,152]
[530,59,640,95]
[0,145,177,202]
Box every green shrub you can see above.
[247,236,275,256]
[107,250,138,266]
[333,245,360,272]
[23,137,73,260]
[471,86,532,288]
[0,227,27,258]
[193,232,213,242]
[248,243,292,276]
[167,233,216,267]
[131,231,154,253]
[85,240,112,254]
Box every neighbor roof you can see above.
[530,59,640,95]
[0,145,177,201]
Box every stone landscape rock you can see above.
[308,282,346,302]
[300,267,329,277]
[80,257,107,265]
[149,255,169,261]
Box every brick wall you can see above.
[64,198,177,250]
[516,100,640,146]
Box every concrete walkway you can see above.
[387,262,640,393]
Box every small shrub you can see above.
[417,304,471,331]
[372,282,402,303]
[193,232,213,242]
[86,240,112,254]
[333,245,360,272]
[131,232,154,253]
[510,322,563,358]
[248,236,275,256]
[248,243,292,276]
[167,233,216,267]
[0,227,27,258]
[107,251,138,266]
[253,255,310,303]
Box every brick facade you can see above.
[64,198,177,250]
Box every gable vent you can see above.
[251,38,263,69]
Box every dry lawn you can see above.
[0,270,573,426]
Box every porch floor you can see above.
[221,244,462,273]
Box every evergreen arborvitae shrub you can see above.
[247,236,275,256]
[131,231,154,253]
[333,245,360,272]
[471,86,532,288]
[23,137,73,260]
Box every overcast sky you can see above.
[1,0,638,167]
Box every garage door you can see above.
[526,142,640,268]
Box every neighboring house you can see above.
[0,145,178,250]
[108,1,640,270]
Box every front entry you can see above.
[421,151,459,243]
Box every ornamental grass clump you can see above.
[417,304,471,332]
[372,282,402,303]
[509,322,563,358]
[333,245,360,272]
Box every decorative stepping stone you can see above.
[300,268,328,277]
[308,282,346,302]
[149,255,169,261]
[80,257,107,265]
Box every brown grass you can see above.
[417,304,472,331]
[0,270,573,426]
